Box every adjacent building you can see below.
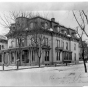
[0,35,8,65]
[79,41,88,61]
[0,16,79,66]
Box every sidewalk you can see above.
[0,61,84,71]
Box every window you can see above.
[31,37,35,45]
[22,51,29,63]
[11,52,14,63]
[45,51,49,61]
[11,40,14,47]
[16,39,19,47]
[22,51,25,62]
[62,41,64,48]
[32,51,35,61]
[41,22,48,29]
[69,53,72,60]
[57,40,60,47]
[66,42,68,50]
[57,27,60,32]
[44,37,48,46]
[21,38,25,47]
[74,44,76,50]
[30,22,34,29]
[2,45,4,49]
[66,53,69,60]
[74,53,76,61]
[56,51,60,60]
[44,23,48,29]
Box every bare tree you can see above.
[76,26,87,73]
[0,11,51,69]
[31,32,45,67]
[0,11,34,70]
[73,11,88,73]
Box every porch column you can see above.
[14,51,16,64]
[7,52,10,65]
[28,50,30,65]
[15,51,17,64]
[9,51,11,65]
[20,50,22,66]
[60,51,63,62]
[59,51,61,61]
[2,52,4,64]
[30,50,32,66]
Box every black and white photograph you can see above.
[0,0,88,87]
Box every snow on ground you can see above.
[0,62,88,86]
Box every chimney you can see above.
[51,18,55,22]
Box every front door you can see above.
[11,52,15,64]
[22,50,29,64]
[45,50,49,62]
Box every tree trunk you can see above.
[17,51,20,70]
[82,48,87,73]
[39,57,40,67]
[2,53,4,71]
[83,60,87,73]
[3,63,4,71]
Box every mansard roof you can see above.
[7,16,79,42]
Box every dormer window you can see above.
[57,27,60,32]
[41,22,48,29]
[64,31,67,35]
[61,30,64,34]
[30,22,34,29]
[45,22,48,29]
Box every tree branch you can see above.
[82,10,88,24]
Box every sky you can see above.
[0,2,88,40]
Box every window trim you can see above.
[61,40,64,48]
[56,51,60,60]
[66,42,68,50]
[45,51,49,61]
[56,39,60,47]
[44,37,48,46]
[74,44,76,50]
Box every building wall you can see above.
[0,40,8,65]
[6,35,80,66]
[71,40,79,63]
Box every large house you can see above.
[0,16,79,66]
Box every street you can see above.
[0,62,88,86]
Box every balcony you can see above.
[55,47,63,51]
[42,45,51,50]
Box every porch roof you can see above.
[63,49,72,53]
[0,46,33,53]
[0,45,51,54]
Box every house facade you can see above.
[0,16,79,66]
